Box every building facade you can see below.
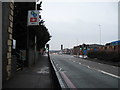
[2,2,14,82]
[2,1,51,83]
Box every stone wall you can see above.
[2,2,14,82]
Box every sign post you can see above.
[26,10,39,66]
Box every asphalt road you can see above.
[50,54,119,89]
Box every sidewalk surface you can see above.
[3,54,56,88]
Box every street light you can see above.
[98,24,101,45]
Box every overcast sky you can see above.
[40,0,118,50]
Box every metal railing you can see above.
[15,51,26,71]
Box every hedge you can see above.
[87,50,120,62]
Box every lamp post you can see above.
[98,24,101,45]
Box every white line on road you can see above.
[98,63,103,65]
[91,67,120,79]
[87,66,90,68]
[98,70,120,79]
[59,68,62,71]
[112,66,117,68]
[79,63,81,64]
[78,62,120,79]
[81,64,90,69]
[56,64,59,66]
[81,64,88,67]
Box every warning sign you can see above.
[27,10,39,26]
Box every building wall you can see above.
[72,43,120,55]
[2,2,14,82]
[13,2,36,67]
[0,1,2,89]
[73,46,80,55]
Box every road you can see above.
[50,54,119,88]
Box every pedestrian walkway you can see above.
[3,54,58,89]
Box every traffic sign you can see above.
[27,10,39,26]
[83,50,87,55]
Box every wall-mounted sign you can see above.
[12,39,16,49]
[27,10,39,26]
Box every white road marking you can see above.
[79,63,81,64]
[91,67,120,79]
[59,68,62,71]
[58,67,66,72]
[98,63,102,65]
[81,64,90,69]
[73,61,75,62]
[112,66,117,68]
[56,64,59,67]
[78,62,120,79]
[98,70,120,79]
[87,66,90,68]
[82,64,88,67]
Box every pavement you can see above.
[2,54,60,89]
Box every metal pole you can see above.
[26,26,29,67]
[35,0,37,10]
[99,24,101,45]
[77,38,78,46]
[34,0,37,64]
